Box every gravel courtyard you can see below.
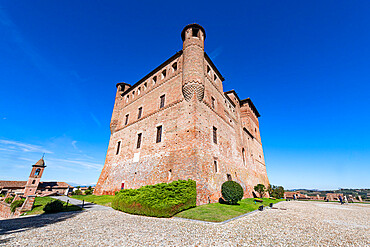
[1,201,369,246]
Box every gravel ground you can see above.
[0,201,369,246]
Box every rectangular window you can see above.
[160,94,165,108]
[211,97,215,109]
[156,126,162,143]
[227,173,232,181]
[125,114,129,125]
[116,141,121,155]
[213,126,217,144]
[138,107,142,119]
[214,160,218,173]
[137,133,142,149]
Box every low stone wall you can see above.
[0,196,35,218]
[0,201,21,218]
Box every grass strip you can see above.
[175,198,284,222]
[23,197,82,216]
[71,195,115,207]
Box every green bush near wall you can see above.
[10,199,25,212]
[5,197,14,204]
[112,179,196,218]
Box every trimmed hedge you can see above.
[10,199,25,212]
[221,181,244,205]
[112,179,196,218]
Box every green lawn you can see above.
[23,197,82,216]
[71,195,115,207]
[175,198,283,222]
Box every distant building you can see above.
[325,193,343,201]
[0,158,73,197]
[284,191,310,199]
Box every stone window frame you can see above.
[242,148,246,166]
[137,107,143,119]
[35,168,41,176]
[116,141,121,155]
[156,125,163,143]
[168,169,172,181]
[213,126,217,144]
[125,114,129,125]
[137,133,142,149]
[159,94,166,109]
[214,160,218,173]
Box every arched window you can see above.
[35,168,41,176]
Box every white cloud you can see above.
[0,139,53,154]
[71,140,81,152]
[48,158,102,170]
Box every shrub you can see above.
[112,179,196,218]
[72,190,82,195]
[43,200,64,213]
[84,189,93,195]
[221,181,244,205]
[5,197,14,204]
[267,184,285,199]
[254,184,266,198]
[10,199,25,212]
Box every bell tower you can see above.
[23,157,46,196]
[181,23,206,102]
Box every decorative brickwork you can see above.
[94,24,270,205]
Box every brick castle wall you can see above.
[94,24,269,205]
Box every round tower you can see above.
[181,23,206,102]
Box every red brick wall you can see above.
[94,24,270,205]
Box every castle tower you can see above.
[23,158,46,196]
[110,82,131,133]
[181,23,206,102]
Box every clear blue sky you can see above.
[0,1,369,189]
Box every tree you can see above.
[267,185,285,199]
[273,186,285,199]
[254,184,266,198]
[267,184,273,196]
[85,189,93,195]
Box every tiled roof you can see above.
[0,181,27,188]
[39,182,71,188]
[34,158,46,167]
[0,180,71,189]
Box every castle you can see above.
[94,24,269,205]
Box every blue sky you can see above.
[0,1,369,189]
